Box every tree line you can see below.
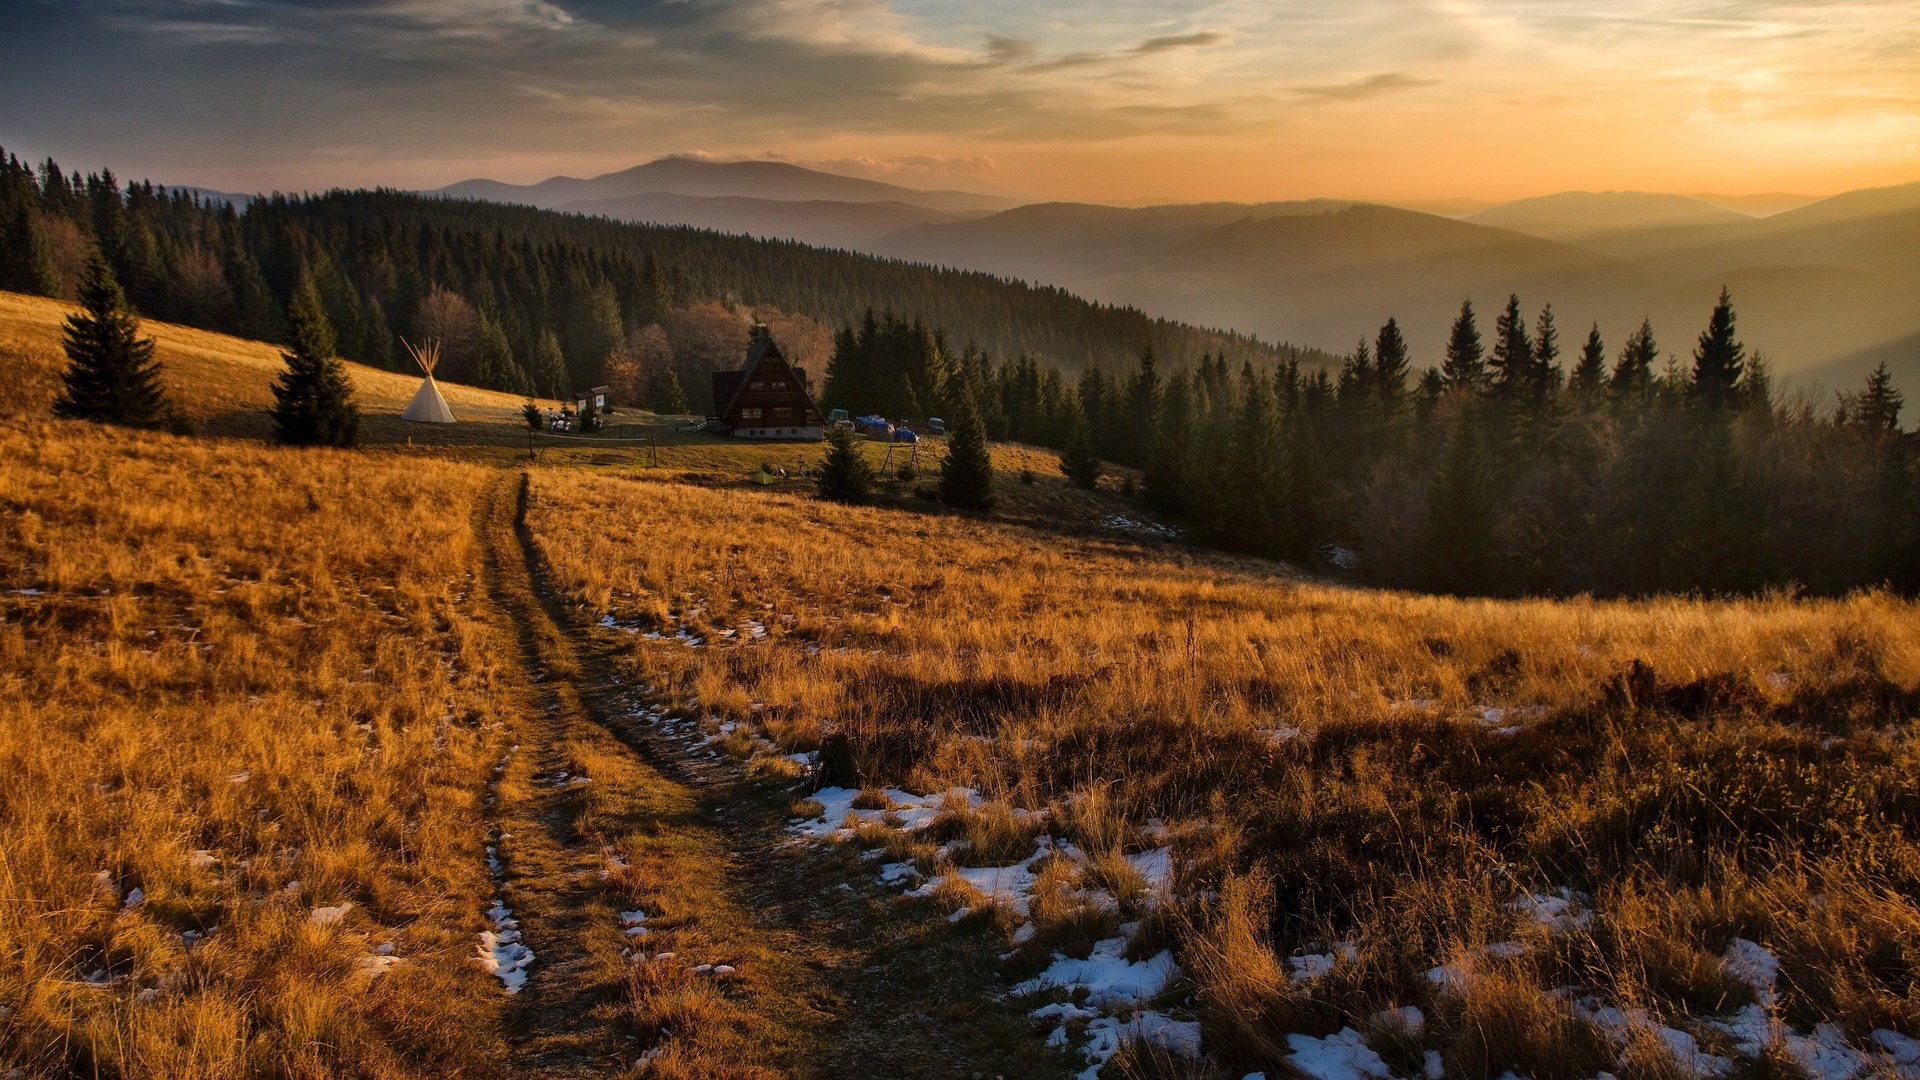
[0,149,1314,411]
[824,294,1915,597]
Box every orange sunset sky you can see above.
[1,0,1916,202]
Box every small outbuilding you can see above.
[574,386,610,414]
[708,333,824,440]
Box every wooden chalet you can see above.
[708,333,825,440]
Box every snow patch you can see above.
[477,899,534,994]
[1286,1027,1393,1080]
[1012,937,1179,1010]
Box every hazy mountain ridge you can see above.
[557,191,971,249]
[864,185,1920,375]
[435,157,1020,216]
[1466,191,1750,240]
[424,157,1919,376]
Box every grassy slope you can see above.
[0,421,511,1077]
[7,298,1920,1077]
[529,473,1920,1078]
[0,291,539,443]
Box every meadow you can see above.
[530,473,1920,1080]
[0,419,513,1077]
[3,294,1918,1080]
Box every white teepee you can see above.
[400,338,456,424]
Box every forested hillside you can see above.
[934,292,1919,597]
[0,149,1309,413]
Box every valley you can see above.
[429,158,1920,390]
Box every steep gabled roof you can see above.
[712,333,823,421]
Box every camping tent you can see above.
[400,338,455,424]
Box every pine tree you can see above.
[939,380,996,511]
[815,423,876,504]
[1373,318,1410,403]
[1228,371,1284,555]
[1121,348,1162,467]
[648,368,688,414]
[1612,320,1658,401]
[1534,304,1561,389]
[1840,362,1903,435]
[1425,409,1495,594]
[1490,294,1536,395]
[533,329,570,401]
[1442,300,1486,390]
[475,311,532,395]
[269,271,361,447]
[1143,370,1194,511]
[1060,410,1101,490]
[1688,287,1744,412]
[53,252,169,427]
[1569,324,1607,399]
[0,179,57,297]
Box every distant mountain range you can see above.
[425,158,1918,387]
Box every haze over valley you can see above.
[425,156,1919,388]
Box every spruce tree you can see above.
[1442,300,1486,390]
[1611,320,1658,401]
[475,311,531,395]
[815,423,875,504]
[1569,324,1607,400]
[1534,304,1561,389]
[269,271,361,447]
[0,181,57,297]
[1373,318,1410,403]
[53,252,168,427]
[648,368,688,414]
[939,380,996,511]
[1143,371,1194,512]
[1122,348,1162,467]
[1845,362,1904,436]
[1489,294,1536,395]
[1688,288,1744,412]
[1061,410,1101,490]
[1425,409,1495,594]
[533,329,570,401]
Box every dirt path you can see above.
[477,471,1068,1079]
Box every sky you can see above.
[1,0,1917,204]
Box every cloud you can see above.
[1132,30,1227,55]
[3,0,1917,198]
[1297,72,1436,102]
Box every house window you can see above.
[771,406,792,420]
[750,381,766,390]
[741,407,763,420]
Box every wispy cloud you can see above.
[1298,72,1436,102]
[1,0,1916,200]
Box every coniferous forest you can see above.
[4,148,1914,597]
[0,149,1305,414]
[851,292,1916,598]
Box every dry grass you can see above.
[0,418,512,1077]
[528,471,1920,1077]
[0,290,543,442]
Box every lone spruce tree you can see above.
[939,380,996,511]
[270,271,361,447]
[815,423,876,504]
[54,252,169,427]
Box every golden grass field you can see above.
[4,293,1919,1079]
[0,420,513,1077]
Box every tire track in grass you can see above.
[481,472,834,1078]
[513,473,1078,1080]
